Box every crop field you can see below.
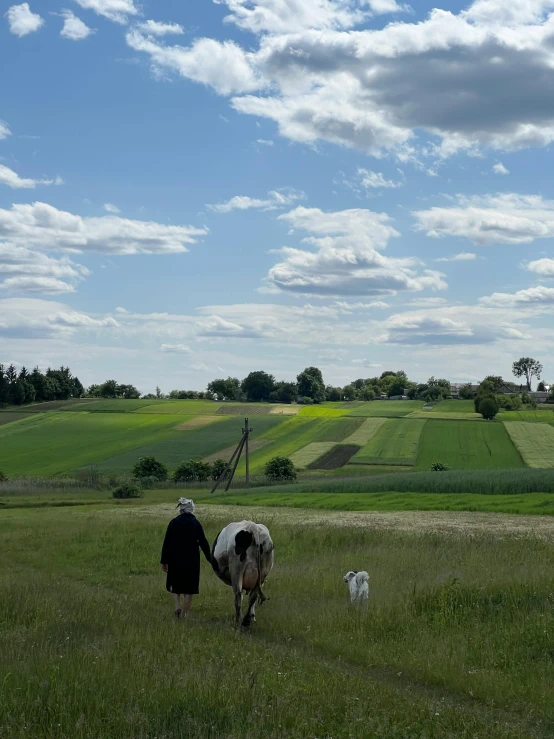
[349,400,425,417]
[0,412,30,427]
[63,398,165,412]
[216,404,273,415]
[430,400,477,413]
[342,417,387,445]
[501,410,554,423]
[351,419,426,466]
[296,405,348,418]
[94,415,284,474]
[307,443,360,469]
[2,503,554,739]
[504,422,554,468]
[416,420,525,471]
[289,441,337,468]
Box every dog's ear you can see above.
[353,570,358,574]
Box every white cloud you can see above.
[208,188,304,213]
[263,205,446,297]
[0,298,116,339]
[0,202,207,254]
[0,242,89,294]
[126,30,259,95]
[358,169,403,189]
[103,202,120,213]
[0,165,61,190]
[0,121,11,140]
[60,10,95,40]
[5,3,44,36]
[256,138,274,146]
[73,0,139,24]
[136,20,184,36]
[493,162,509,175]
[414,194,554,246]
[160,343,191,353]
[435,252,477,263]
[479,285,554,307]
[527,258,554,278]
[196,315,265,339]
[333,300,389,311]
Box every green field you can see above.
[501,410,554,423]
[342,417,387,445]
[430,400,477,413]
[2,503,554,738]
[349,400,425,417]
[289,441,336,469]
[504,422,554,468]
[416,420,525,471]
[0,412,30,427]
[297,405,348,417]
[351,419,426,466]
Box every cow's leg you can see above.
[242,590,258,628]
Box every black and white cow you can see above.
[211,521,274,627]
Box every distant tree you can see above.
[512,357,543,391]
[132,456,168,482]
[173,459,212,482]
[296,367,325,404]
[155,386,164,399]
[241,371,276,402]
[326,385,342,402]
[0,364,7,406]
[479,396,499,420]
[99,380,118,398]
[264,457,297,482]
[483,375,505,393]
[538,381,546,392]
[342,383,359,401]
[360,386,375,401]
[458,384,474,400]
[72,377,84,398]
[211,459,227,481]
[117,384,141,399]
[207,377,242,401]
[86,384,102,398]
[112,483,143,499]
[387,380,406,398]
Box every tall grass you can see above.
[1,506,553,738]
[228,467,554,496]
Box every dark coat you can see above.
[160,512,211,594]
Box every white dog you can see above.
[343,571,369,604]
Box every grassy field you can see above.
[308,444,360,469]
[342,417,387,445]
[296,405,348,417]
[0,411,30,427]
[94,415,284,474]
[2,504,554,738]
[289,442,336,469]
[504,422,554,468]
[501,410,554,423]
[351,419,426,466]
[430,400,477,413]
[349,400,425,417]
[416,420,524,470]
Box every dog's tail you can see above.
[358,571,369,584]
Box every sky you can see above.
[2,0,554,393]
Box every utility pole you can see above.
[210,417,253,494]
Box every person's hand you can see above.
[161,564,168,572]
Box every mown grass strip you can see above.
[290,442,337,469]
[504,422,554,468]
[348,400,425,417]
[342,417,387,445]
[308,444,361,470]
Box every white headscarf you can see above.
[177,497,195,514]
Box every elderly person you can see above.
[160,497,212,618]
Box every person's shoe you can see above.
[174,608,182,619]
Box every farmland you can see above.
[349,400,425,417]
[504,422,554,468]
[351,419,426,466]
[2,502,554,738]
[416,420,525,470]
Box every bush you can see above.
[132,456,168,481]
[264,456,298,482]
[431,462,450,472]
[211,459,227,481]
[300,396,314,405]
[112,483,143,499]
[173,459,212,483]
[0,470,7,483]
[479,396,499,420]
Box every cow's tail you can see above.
[253,525,267,603]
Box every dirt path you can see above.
[113,503,554,538]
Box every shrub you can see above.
[479,396,499,420]
[264,456,298,482]
[132,456,168,481]
[112,483,143,499]
[0,470,7,483]
[431,462,450,472]
[300,396,314,405]
[211,459,227,481]
[173,459,212,483]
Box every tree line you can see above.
[0,364,84,407]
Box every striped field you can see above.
[341,417,387,445]
[290,442,337,469]
[351,419,426,466]
[504,422,554,468]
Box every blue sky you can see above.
[2,0,554,392]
